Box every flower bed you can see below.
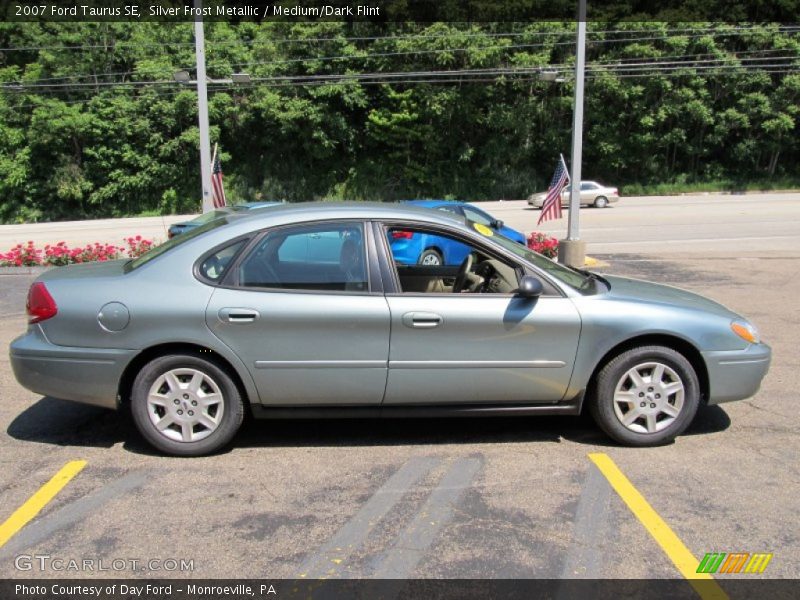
[526,232,559,259]
[0,236,154,267]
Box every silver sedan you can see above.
[528,180,620,208]
[10,203,769,456]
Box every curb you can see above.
[584,256,610,268]
[0,266,52,276]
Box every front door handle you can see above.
[218,308,260,323]
[402,312,443,329]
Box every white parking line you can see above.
[371,457,482,578]
[298,457,440,579]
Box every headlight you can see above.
[731,320,760,344]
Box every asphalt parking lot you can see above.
[0,216,797,588]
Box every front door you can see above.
[379,224,581,405]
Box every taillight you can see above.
[27,282,57,324]
[391,231,414,240]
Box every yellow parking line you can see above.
[0,460,87,549]
[588,453,728,600]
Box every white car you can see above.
[528,181,619,208]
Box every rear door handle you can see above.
[218,308,260,323]
[402,312,443,329]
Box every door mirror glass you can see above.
[492,219,504,229]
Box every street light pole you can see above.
[193,0,213,213]
[558,0,588,267]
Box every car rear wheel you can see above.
[589,345,700,446]
[419,249,443,266]
[594,196,609,208]
[131,354,244,456]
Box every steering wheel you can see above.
[452,254,473,293]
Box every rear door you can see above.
[205,220,390,405]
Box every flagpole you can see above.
[194,0,214,214]
[558,0,587,267]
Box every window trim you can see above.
[217,219,377,296]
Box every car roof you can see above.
[403,199,463,208]
[223,201,467,232]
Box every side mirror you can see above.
[492,219,504,229]
[517,275,543,299]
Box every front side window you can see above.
[238,222,367,292]
[385,226,520,294]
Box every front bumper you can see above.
[9,326,136,410]
[702,342,771,404]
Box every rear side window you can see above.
[238,222,367,292]
[199,240,246,282]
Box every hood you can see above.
[602,275,740,319]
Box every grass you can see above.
[622,178,800,196]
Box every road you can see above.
[0,193,798,257]
[491,193,800,256]
[0,249,797,584]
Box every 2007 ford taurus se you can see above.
[10,203,770,456]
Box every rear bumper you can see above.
[702,343,771,404]
[9,326,136,410]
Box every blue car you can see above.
[391,200,526,266]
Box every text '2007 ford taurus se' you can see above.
[10,203,770,456]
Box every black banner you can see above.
[1,0,799,22]
[2,579,799,600]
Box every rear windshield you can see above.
[125,217,230,271]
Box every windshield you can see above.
[468,222,594,292]
[126,216,231,271]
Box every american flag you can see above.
[211,147,227,208]
[537,155,570,225]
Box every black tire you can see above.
[418,248,443,266]
[131,354,245,456]
[593,196,609,208]
[589,345,700,447]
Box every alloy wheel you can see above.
[612,362,685,434]
[146,368,225,442]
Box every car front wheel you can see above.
[589,345,700,446]
[131,354,244,456]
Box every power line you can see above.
[13,47,796,87]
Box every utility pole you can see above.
[193,0,213,213]
[558,0,587,267]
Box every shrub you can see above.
[0,237,155,267]
[0,241,42,267]
[526,232,559,259]
[123,235,154,258]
